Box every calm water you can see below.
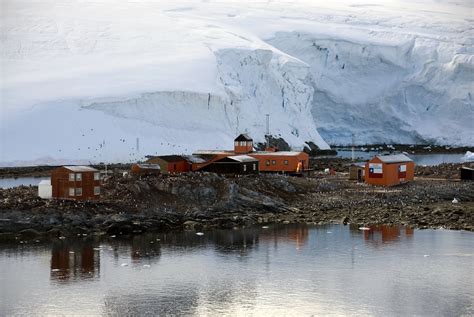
[0,177,49,189]
[337,151,465,166]
[1,224,473,316]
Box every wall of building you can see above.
[250,152,309,173]
[51,168,100,200]
[365,158,414,186]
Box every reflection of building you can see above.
[50,242,100,281]
[260,225,309,249]
[358,225,414,246]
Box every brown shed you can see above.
[199,155,259,174]
[460,166,474,181]
[365,154,414,186]
[349,163,365,181]
[51,166,101,200]
[131,163,161,175]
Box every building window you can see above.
[69,173,75,181]
[284,160,289,165]
[240,141,245,146]
[94,186,100,195]
[69,188,75,196]
[247,141,252,146]
[234,141,239,147]
[253,163,256,171]
[94,172,100,180]
[243,165,247,172]
[272,160,276,165]
[75,173,82,181]
[266,160,270,166]
[75,188,83,196]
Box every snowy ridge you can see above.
[1,0,473,165]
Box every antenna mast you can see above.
[351,133,355,162]
[265,114,270,149]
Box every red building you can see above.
[365,154,414,186]
[146,155,208,174]
[131,163,161,175]
[51,166,101,200]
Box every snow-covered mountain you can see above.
[1,0,473,165]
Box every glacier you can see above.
[1,0,473,165]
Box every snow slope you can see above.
[1,0,473,165]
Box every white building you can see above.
[38,179,52,199]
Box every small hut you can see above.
[131,164,161,176]
[199,155,259,174]
[349,163,365,181]
[460,166,474,181]
[38,179,52,199]
[365,154,414,186]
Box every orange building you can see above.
[250,151,308,173]
[365,154,414,186]
[51,166,101,200]
[234,134,254,154]
[193,134,309,174]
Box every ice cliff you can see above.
[1,0,473,165]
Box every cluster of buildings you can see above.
[36,133,473,202]
[144,134,309,175]
[38,134,309,201]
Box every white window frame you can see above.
[253,163,256,171]
[94,186,100,195]
[75,173,82,181]
[69,188,75,197]
[69,173,75,181]
[243,165,247,172]
[75,187,83,196]
[94,172,100,181]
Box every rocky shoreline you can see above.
[0,165,473,241]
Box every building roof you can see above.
[182,155,208,164]
[223,155,259,163]
[63,166,99,172]
[152,155,187,162]
[135,164,161,170]
[193,150,233,155]
[250,151,305,157]
[375,154,413,163]
[235,134,253,142]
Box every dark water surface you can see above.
[1,224,473,316]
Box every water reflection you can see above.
[1,224,472,316]
[259,225,309,250]
[353,225,414,247]
[50,241,100,281]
